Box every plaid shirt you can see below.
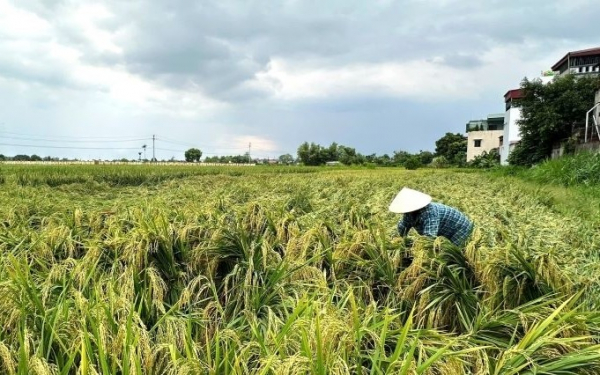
[397,202,473,246]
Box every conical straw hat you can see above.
[388,187,432,213]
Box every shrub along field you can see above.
[1,165,600,374]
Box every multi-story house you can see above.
[466,113,505,162]
[499,47,600,164]
[551,47,600,76]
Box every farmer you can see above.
[389,187,474,246]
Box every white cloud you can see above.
[250,42,574,102]
[68,3,122,54]
[0,1,226,119]
[228,135,280,154]
[0,0,598,160]
[0,1,51,39]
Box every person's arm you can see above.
[397,215,411,236]
[420,209,440,238]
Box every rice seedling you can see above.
[0,165,599,374]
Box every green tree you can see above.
[377,154,392,166]
[297,142,326,166]
[232,155,249,163]
[392,150,411,166]
[435,133,467,166]
[338,145,357,165]
[184,148,202,162]
[13,155,31,161]
[278,154,294,165]
[417,150,434,165]
[404,156,422,170]
[509,75,600,166]
[431,156,449,168]
[324,142,339,162]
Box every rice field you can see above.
[1,165,600,374]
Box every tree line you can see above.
[176,133,470,168]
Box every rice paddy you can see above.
[1,165,600,374]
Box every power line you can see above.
[0,135,150,143]
[0,142,142,150]
[0,130,285,153]
[0,130,288,159]
[0,130,149,141]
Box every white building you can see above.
[500,89,524,165]
[500,74,556,165]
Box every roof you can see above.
[551,47,600,71]
[504,89,524,102]
[487,113,505,120]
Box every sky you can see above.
[0,0,598,161]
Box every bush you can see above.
[404,156,422,170]
[469,149,500,169]
[431,156,449,169]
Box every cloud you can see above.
[231,135,279,153]
[0,0,598,160]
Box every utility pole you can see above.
[152,134,156,161]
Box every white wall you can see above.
[467,130,503,162]
[500,107,522,165]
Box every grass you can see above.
[0,165,599,374]
[489,151,600,187]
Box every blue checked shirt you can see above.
[397,202,474,246]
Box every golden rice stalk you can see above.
[28,356,58,375]
[0,342,16,375]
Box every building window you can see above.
[474,139,482,147]
[499,136,504,147]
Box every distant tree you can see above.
[30,155,42,161]
[404,156,422,170]
[297,142,310,165]
[297,142,326,166]
[232,155,249,164]
[338,145,358,165]
[509,75,600,166]
[377,154,392,166]
[435,133,467,166]
[13,155,31,161]
[278,154,294,164]
[431,156,449,168]
[0,154,5,161]
[184,148,203,162]
[323,142,339,162]
[417,150,434,165]
[392,151,412,166]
